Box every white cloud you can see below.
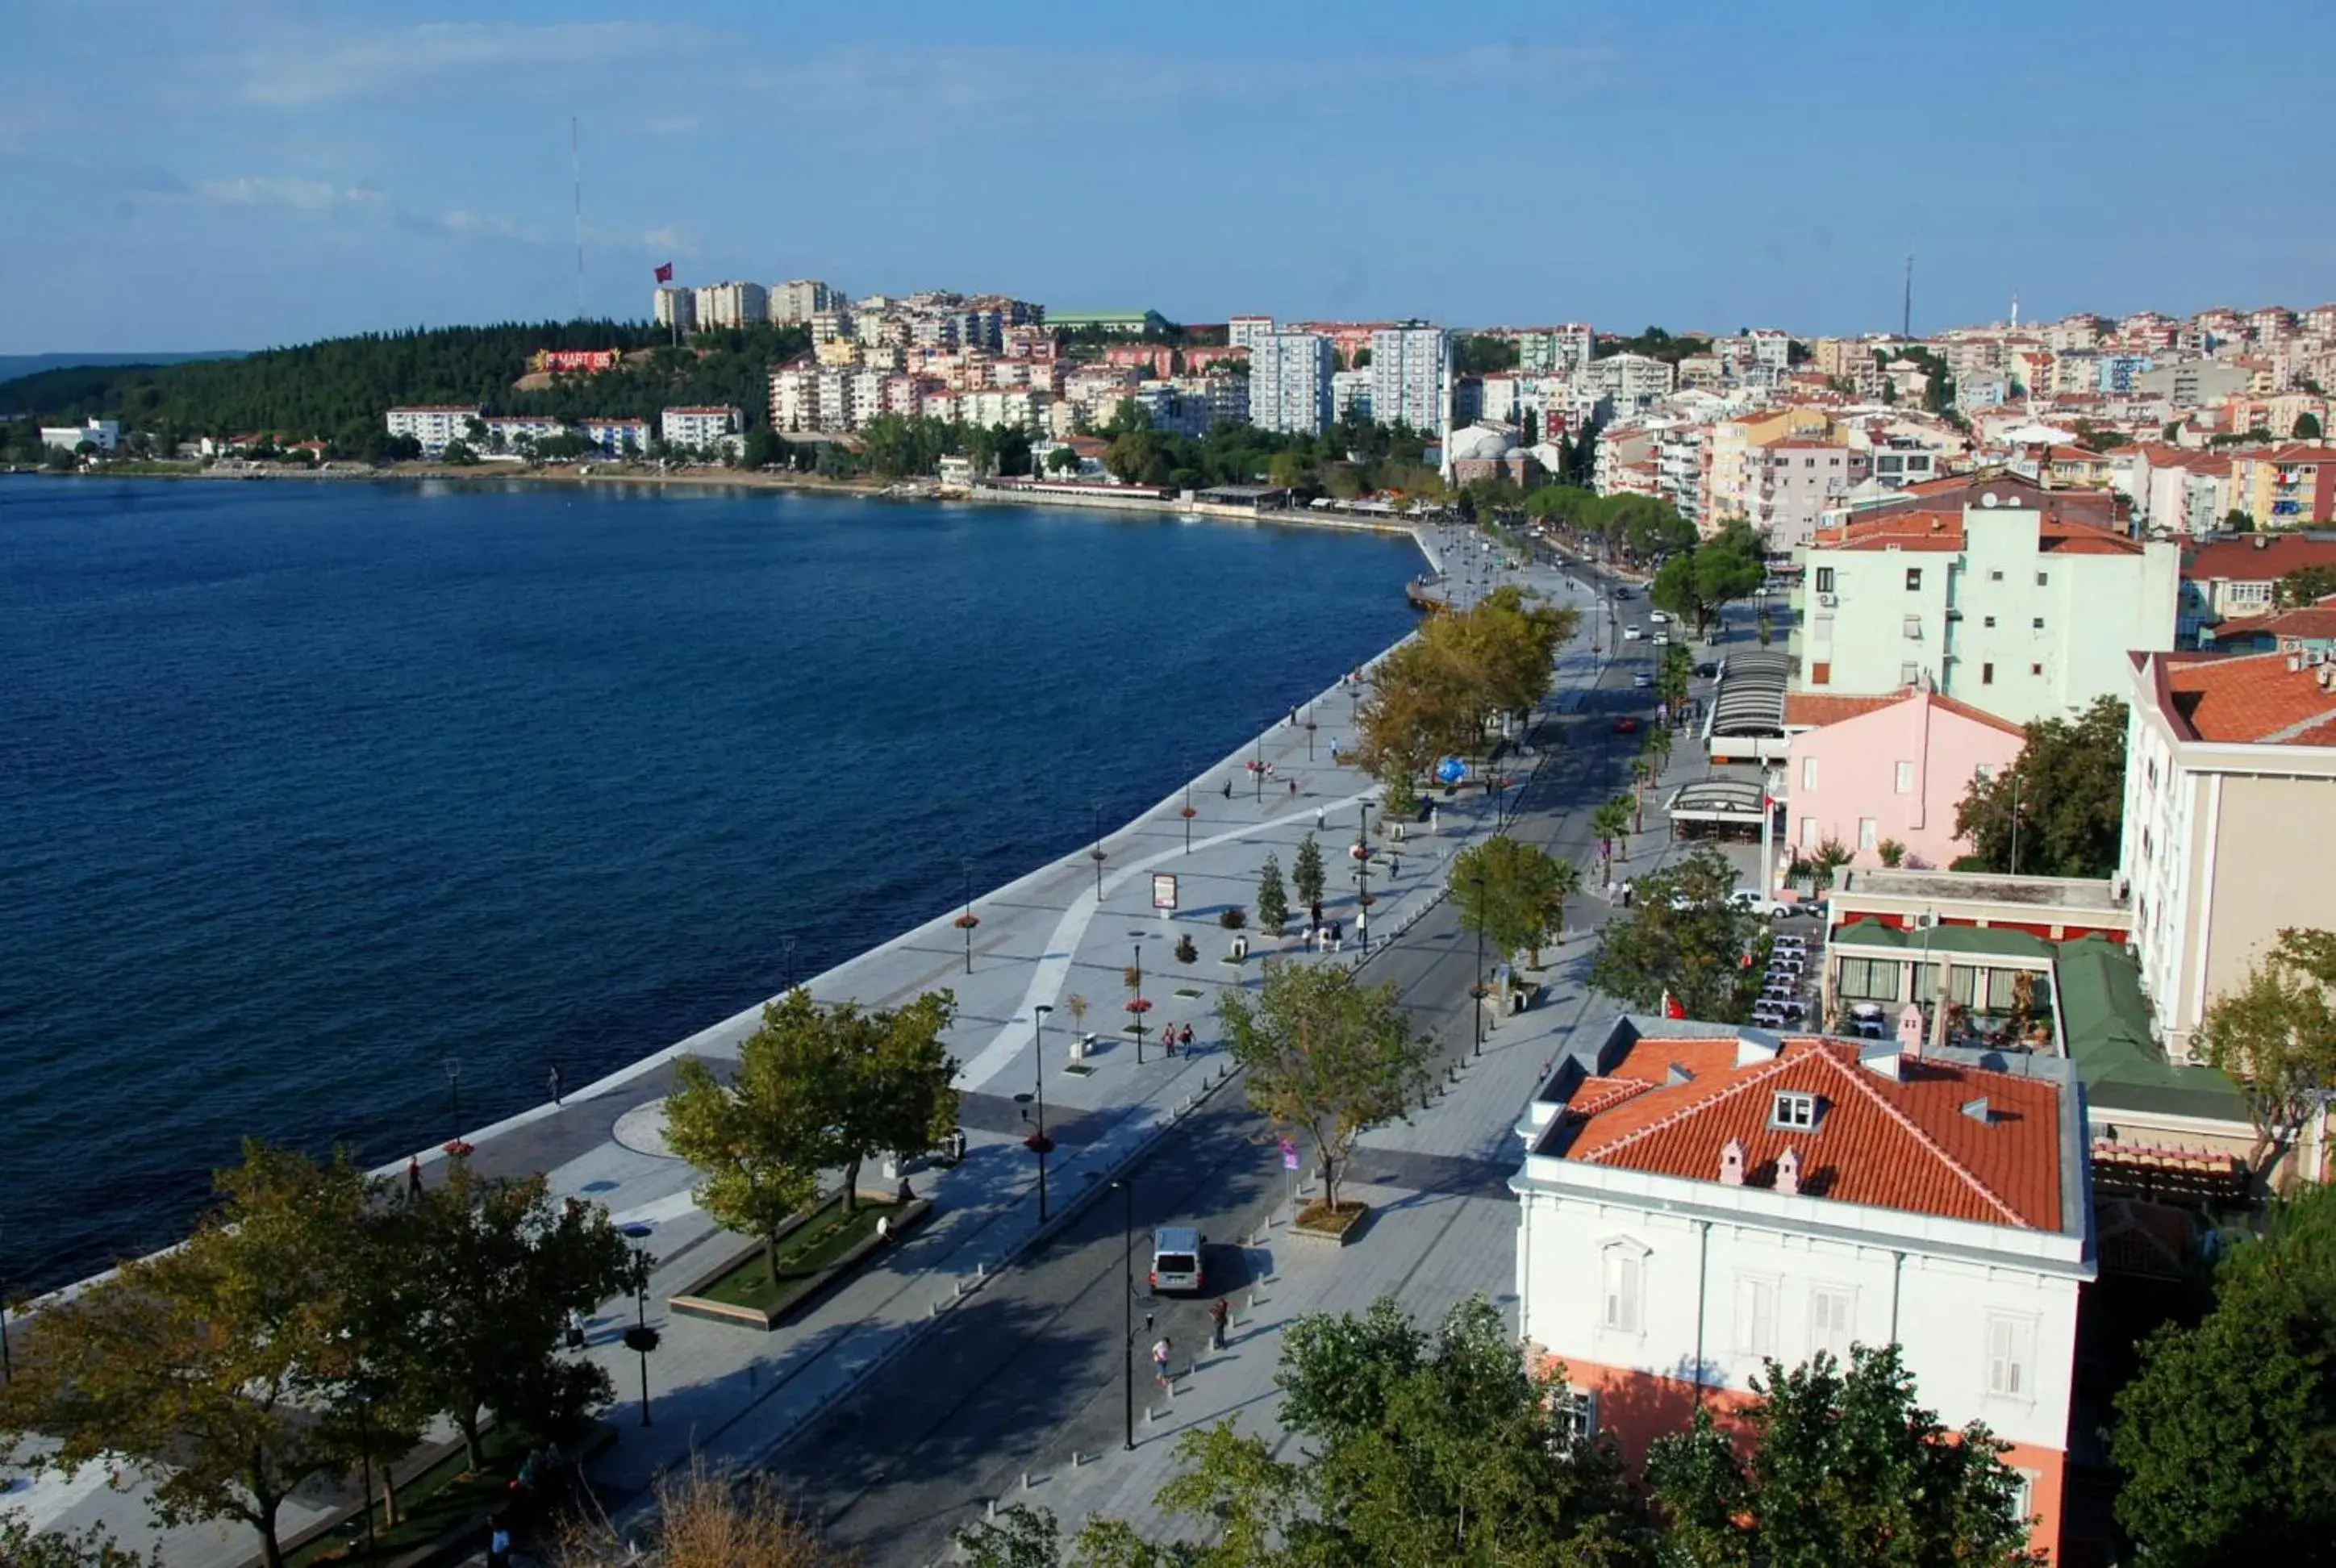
[190,176,378,212]
[640,226,699,258]
[440,210,548,244]
[233,21,682,106]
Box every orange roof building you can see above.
[1513,1016,2092,1562]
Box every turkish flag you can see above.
[1662,990,1686,1020]
[654,262,674,283]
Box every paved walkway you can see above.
[3,525,1608,1568]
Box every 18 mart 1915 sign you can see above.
[1152,873,1178,910]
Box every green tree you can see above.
[1591,794,1633,883]
[440,439,478,465]
[1045,444,1081,474]
[0,1144,377,1568]
[1808,835,1853,895]
[2295,411,2324,440]
[1256,852,1291,936]
[1266,449,1312,490]
[2275,563,2336,607]
[1587,845,1767,1021]
[2194,931,2336,1180]
[1649,1345,2038,1567]
[373,1157,633,1471]
[1291,832,1326,907]
[1216,963,1427,1213]
[1953,696,2128,878]
[1450,835,1581,966]
[0,1520,156,1568]
[2109,1182,2336,1566]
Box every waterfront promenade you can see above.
[3,522,1594,1566]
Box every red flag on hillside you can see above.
[654,261,674,283]
[1662,990,1687,1020]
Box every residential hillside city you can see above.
[13,274,2336,1568]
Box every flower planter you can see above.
[1289,1200,1370,1249]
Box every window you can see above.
[1982,662,1996,685]
[1983,615,1996,628]
[2030,662,2043,676]
[1858,817,1878,850]
[1799,816,1817,848]
[1733,1276,1777,1357]
[1899,661,1920,686]
[1905,567,1923,590]
[1804,457,1817,469]
[1800,756,1818,790]
[1771,1091,1817,1128]
[1815,567,1835,593]
[1601,1245,1645,1334]
[1895,761,1916,794]
[2009,1470,2039,1528]
[2036,571,2050,586]
[1551,1389,1600,1445]
[1975,762,1995,782]
[1809,1286,1854,1362]
[2032,616,2045,630]
[1988,569,2004,582]
[1903,615,1923,639]
[1812,661,1832,685]
[1986,1316,2034,1399]
[1836,957,1898,1001]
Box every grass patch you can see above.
[1295,1199,1370,1238]
[1174,987,1203,999]
[1063,1061,1096,1076]
[291,1423,534,1567]
[696,1195,900,1313]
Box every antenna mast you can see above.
[571,117,585,321]
[1902,251,1914,340]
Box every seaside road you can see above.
[757,574,1665,1566]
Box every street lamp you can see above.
[1,1222,11,1384]
[620,1225,659,1427]
[1254,728,1264,802]
[1354,802,1373,920]
[1472,869,1487,1057]
[1110,1177,1148,1453]
[1089,799,1108,900]
[1029,1004,1054,1221]
[956,859,978,976]
[444,1057,461,1127]
[782,935,799,993]
[1131,938,1147,1065]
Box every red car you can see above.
[1612,715,1640,734]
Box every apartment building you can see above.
[1746,439,1868,551]
[1701,407,1836,523]
[38,417,121,452]
[385,406,482,457]
[661,406,743,449]
[1516,323,1595,377]
[1591,352,1675,413]
[1330,368,1373,423]
[2134,360,2249,410]
[1369,323,1451,436]
[693,281,769,329]
[1513,1018,2092,1563]
[768,279,843,324]
[2181,533,2336,632]
[2230,444,2336,527]
[1226,315,1275,353]
[2123,648,2336,1068]
[577,418,649,456]
[653,286,696,334]
[1783,688,2025,865]
[1800,478,2179,724]
[1249,330,1334,435]
[482,415,562,448]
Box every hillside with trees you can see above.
[0,321,809,454]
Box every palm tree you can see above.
[1546,857,1583,948]
[1630,757,1652,833]
[1593,796,1633,884]
[1641,722,1674,778]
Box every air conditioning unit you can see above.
[1817,593,1838,607]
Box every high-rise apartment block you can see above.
[1248,331,1334,435]
[653,286,696,334]
[694,281,769,329]
[1369,323,1450,437]
[1227,315,1276,354]
[768,279,844,324]
[1516,323,1595,377]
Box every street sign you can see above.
[1279,1137,1300,1170]
[1151,873,1178,911]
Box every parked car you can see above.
[1649,611,1670,624]
[1696,661,1720,679]
[1729,888,1797,919]
[1612,715,1639,734]
[1621,626,1644,641]
[1633,672,1651,686]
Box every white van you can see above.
[1149,1226,1205,1295]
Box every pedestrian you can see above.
[1309,900,1323,931]
[1222,778,1233,799]
[487,1520,511,1568]
[1287,707,1297,727]
[1287,776,1298,797]
[1622,881,1635,908]
[407,1155,423,1201]
[565,1307,586,1350]
[1179,1022,1194,1052]
[1152,1336,1174,1393]
[1388,852,1401,878]
[1209,1297,1230,1350]
[1314,806,1324,831]
[548,1063,562,1106]
[1429,805,1441,834]
[1163,1024,1178,1057]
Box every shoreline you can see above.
[12,487,1443,1309]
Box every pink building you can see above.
[1783,689,2025,868]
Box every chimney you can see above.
[1775,1145,1803,1195]
[1719,1138,1746,1186]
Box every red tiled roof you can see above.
[1812,508,1964,551]
[2146,650,2336,745]
[1785,692,1904,727]
[2207,599,2336,645]
[2184,535,2336,582]
[1550,1037,2063,1229]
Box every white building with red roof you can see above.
[1513,1016,2092,1562]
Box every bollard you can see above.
[1248,1291,1259,1314]
[1022,1470,1032,1491]
[1145,1404,1157,1425]
[976,1261,986,1279]
[1073,1450,1087,1468]
[987,1499,998,1520]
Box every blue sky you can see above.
[2,1,2330,353]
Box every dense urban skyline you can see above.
[3,0,2332,354]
